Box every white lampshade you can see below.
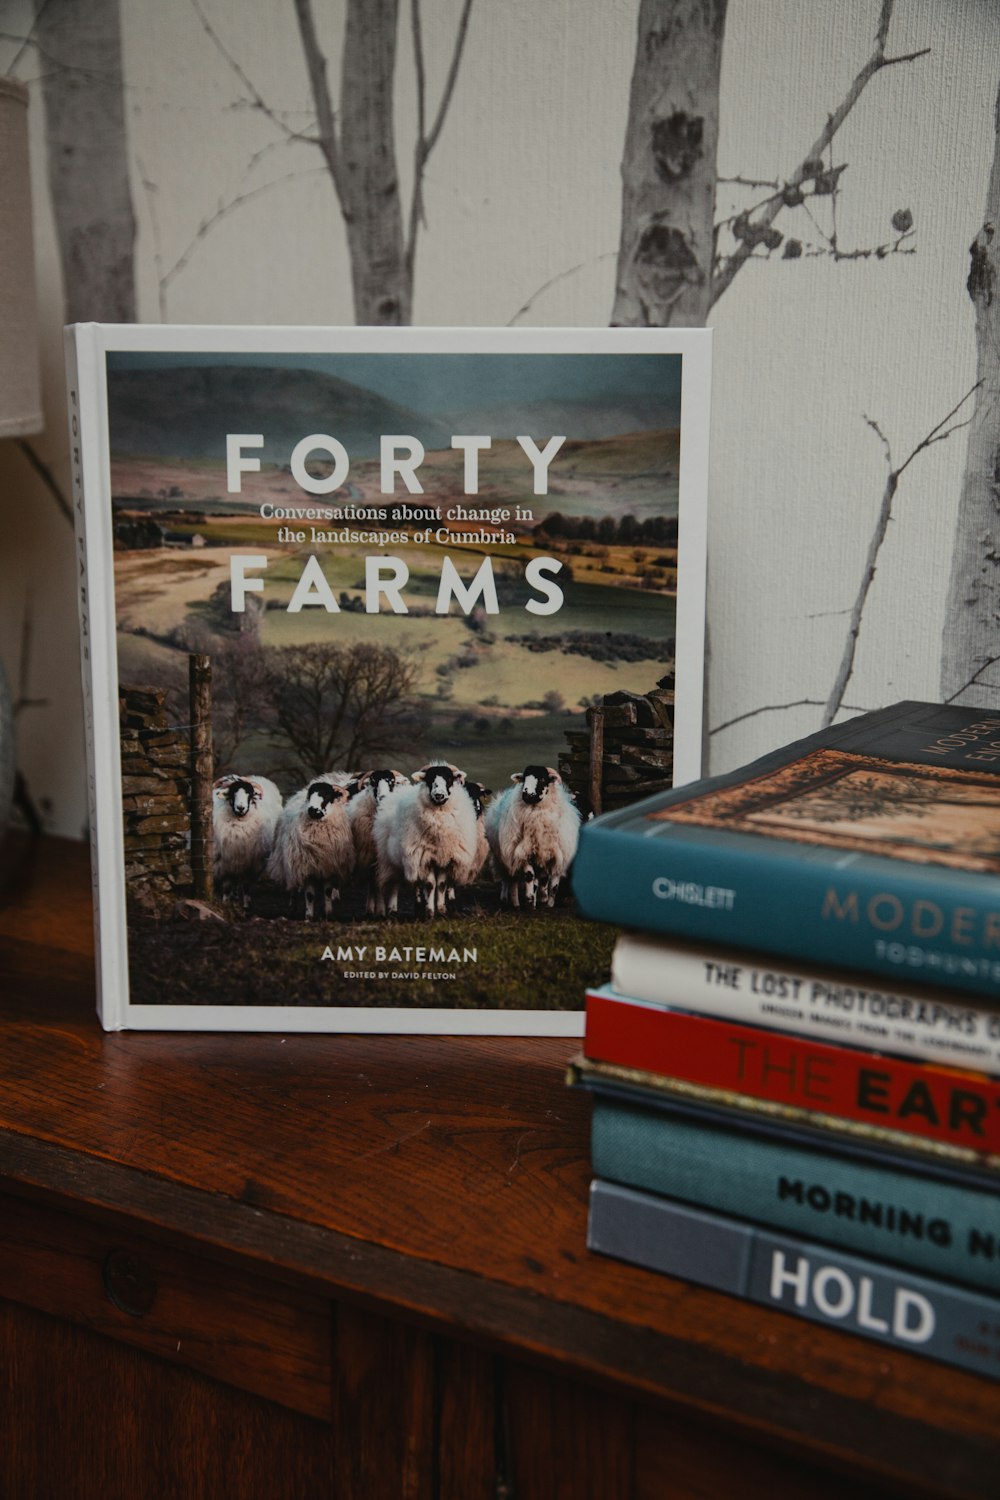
[0,77,41,438]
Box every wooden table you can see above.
[1,834,998,1499]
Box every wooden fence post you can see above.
[587,706,605,817]
[189,653,214,900]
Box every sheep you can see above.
[266,774,355,920]
[373,762,480,919]
[347,767,410,914]
[212,774,283,911]
[446,779,492,910]
[485,764,581,910]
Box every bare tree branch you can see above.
[189,0,472,323]
[158,168,328,315]
[292,0,344,192]
[191,0,307,146]
[712,0,929,305]
[135,153,167,320]
[406,0,474,275]
[710,699,828,736]
[408,0,429,274]
[823,382,981,726]
[507,251,618,326]
[943,655,1000,704]
[423,0,473,159]
[895,381,982,481]
[797,231,916,263]
[718,174,781,192]
[16,440,73,526]
[1,21,113,80]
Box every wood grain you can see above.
[1,836,1000,1496]
[0,1298,333,1500]
[0,1192,330,1418]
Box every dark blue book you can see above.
[572,701,1000,999]
[589,1094,1000,1295]
[588,1179,1000,1380]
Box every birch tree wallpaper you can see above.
[1,0,998,838]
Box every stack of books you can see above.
[570,700,1000,1378]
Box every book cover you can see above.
[570,1053,1000,1183]
[572,702,1000,997]
[65,324,710,1031]
[588,1093,1000,1293]
[610,933,1000,1071]
[588,1180,1000,1380]
[583,997,1000,1163]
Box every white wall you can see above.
[2,0,997,836]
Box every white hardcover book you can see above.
[65,323,711,1032]
[611,932,1000,1070]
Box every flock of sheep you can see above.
[211,761,585,921]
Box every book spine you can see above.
[585,992,1000,1157]
[590,1098,1000,1294]
[65,325,126,1030]
[610,936,1000,1072]
[588,1180,1000,1380]
[573,820,1000,1000]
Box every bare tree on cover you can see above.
[265,641,424,779]
[613,0,927,327]
[940,81,1000,708]
[209,635,273,774]
[35,0,137,322]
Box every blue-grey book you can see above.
[588,1179,1000,1380]
[591,1096,1000,1294]
[572,700,1000,999]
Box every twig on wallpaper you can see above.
[16,440,73,527]
[712,0,929,305]
[822,382,981,728]
[508,252,618,326]
[189,0,316,146]
[943,656,1000,706]
[407,0,475,274]
[710,699,830,737]
[155,170,327,321]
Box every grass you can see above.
[126,903,617,1010]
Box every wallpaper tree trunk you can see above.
[612,0,728,327]
[940,85,1000,707]
[37,0,137,322]
[337,0,410,326]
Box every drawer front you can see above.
[0,1192,330,1419]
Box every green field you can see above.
[127,906,617,1010]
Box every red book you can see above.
[585,987,1000,1158]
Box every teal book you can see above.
[588,1180,1000,1380]
[590,1096,1000,1294]
[572,701,1000,999]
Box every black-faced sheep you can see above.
[485,764,581,910]
[347,767,410,914]
[266,775,355,920]
[447,779,492,909]
[212,774,283,910]
[373,762,479,918]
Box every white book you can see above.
[610,931,1000,1070]
[65,322,711,1032]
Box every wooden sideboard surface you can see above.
[0,833,998,1499]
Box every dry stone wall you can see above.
[120,685,192,908]
[560,670,675,813]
